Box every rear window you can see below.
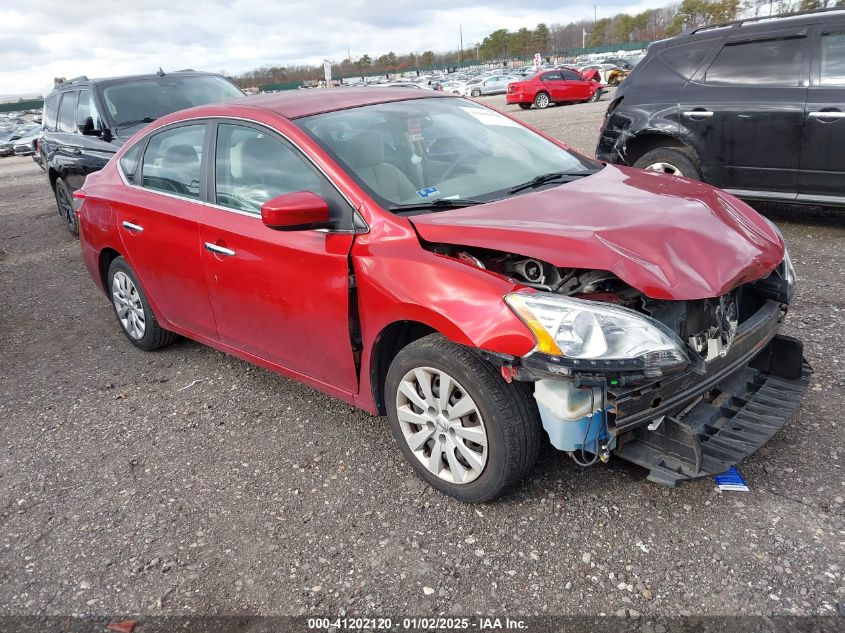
[660,40,715,79]
[43,94,59,131]
[820,31,845,86]
[57,91,79,133]
[119,143,142,183]
[704,35,807,86]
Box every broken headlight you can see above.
[505,291,689,370]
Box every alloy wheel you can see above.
[535,93,549,109]
[644,162,684,177]
[395,366,488,484]
[111,271,146,340]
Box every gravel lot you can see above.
[1,93,843,620]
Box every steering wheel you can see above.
[438,149,475,182]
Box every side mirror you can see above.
[261,191,331,231]
[78,116,101,137]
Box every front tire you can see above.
[385,334,541,502]
[533,92,550,109]
[54,177,78,237]
[471,89,481,97]
[590,89,603,102]
[633,147,702,180]
[107,257,179,351]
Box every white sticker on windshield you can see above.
[460,107,521,128]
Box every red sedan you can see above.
[506,69,603,109]
[76,88,807,502]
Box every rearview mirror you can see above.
[261,191,331,231]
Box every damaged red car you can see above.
[75,89,810,502]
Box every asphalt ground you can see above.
[0,92,843,621]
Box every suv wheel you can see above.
[107,257,180,351]
[54,178,78,237]
[533,92,550,109]
[633,147,702,180]
[385,334,541,502]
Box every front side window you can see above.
[296,97,598,209]
[820,32,845,86]
[562,70,584,81]
[214,123,322,213]
[76,90,103,133]
[102,75,243,127]
[140,124,205,198]
[704,35,806,86]
[57,91,79,133]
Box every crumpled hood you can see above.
[409,165,784,300]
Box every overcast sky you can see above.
[1,0,668,96]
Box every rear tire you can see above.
[107,257,179,351]
[518,103,532,110]
[385,334,542,502]
[533,92,551,109]
[633,147,702,180]
[54,177,78,237]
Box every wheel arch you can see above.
[621,132,698,167]
[98,247,123,296]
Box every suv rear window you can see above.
[660,40,715,79]
[704,35,806,86]
[43,94,59,132]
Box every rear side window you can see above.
[43,94,59,131]
[119,143,142,183]
[704,35,806,86]
[661,40,715,79]
[140,124,206,199]
[57,91,79,133]
[820,32,845,85]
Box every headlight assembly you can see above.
[505,291,690,371]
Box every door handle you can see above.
[808,110,845,120]
[682,109,714,119]
[121,221,143,232]
[204,242,236,257]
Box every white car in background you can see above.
[462,74,517,97]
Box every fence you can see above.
[0,99,43,113]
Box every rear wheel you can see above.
[518,103,532,110]
[385,334,541,502]
[107,257,179,351]
[54,177,78,237]
[633,147,702,180]
[533,92,551,109]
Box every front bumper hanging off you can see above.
[613,334,811,486]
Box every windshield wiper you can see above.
[117,117,156,127]
[388,198,486,213]
[507,170,595,194]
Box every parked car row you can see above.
[0,118,40,157]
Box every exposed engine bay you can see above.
[429,242,807,485]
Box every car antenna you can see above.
[157,67,165,77]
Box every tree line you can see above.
[229,0,843,88]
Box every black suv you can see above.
[40,70,244,235]
[597,8,845,207]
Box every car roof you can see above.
[681,7,845,38]
[163,87,453,122]
[48,71,224,93]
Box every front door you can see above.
[561,69,591,101]
[680,28,810,194]
[799,26,845,201]
[198,121,358,394]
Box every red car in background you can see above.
[75,88,807,502]
[506,69,603,109]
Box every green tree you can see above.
[421,50,435,66]
[533,23,550,52]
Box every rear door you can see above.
[115,122,218,339]
[538,71,565,101]
[48,90,79,182]
[799,24,845,202]
[680,28,810,195]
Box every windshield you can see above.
[102,75,244,127]
[296,97,598,209]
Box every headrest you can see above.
[162,144,198,169]
[346,131,384,168]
